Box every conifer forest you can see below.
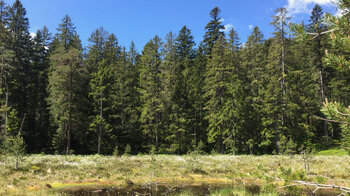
[1,0,350,156]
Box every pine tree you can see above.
[321,0,350,151]
[48,15,87,154]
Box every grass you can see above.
[0,154,349,195]
[317,148,349,156]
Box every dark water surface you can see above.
[61,182,341,196]
[62,183,253,196]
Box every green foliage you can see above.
[319,0,350,148]
[202,7,225,56]
[124,144,131,156]
[48,19,88,154]
[284,139,297,155]
[317,148,349,156]
[1,132,26,169]
[139,36,164,151]
[112,146,119,156]
[193,140,206,155]
[0,2,350,155]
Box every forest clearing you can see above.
[1,154,350,195]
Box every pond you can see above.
[61,182,341,196]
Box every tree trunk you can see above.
[319,70,329,145]
[66,64,73,155]
[66,105,71,155]
[98,97,103,154]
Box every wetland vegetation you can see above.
[0,155,349,195]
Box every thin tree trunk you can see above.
[155,129,159,151]
[319,70,329,145]
[98,97,103,154]
[5,82,8,132]
[67,102,71,155]
[66,65,73,155]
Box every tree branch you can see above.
[306,29,338,39]
[313,115,344,123]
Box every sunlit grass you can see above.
[0,154,349,195]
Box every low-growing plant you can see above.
[113,146,119,156]
[124,144,131,156]
[301,148,315,172]
[2,132,26,170]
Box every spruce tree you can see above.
[204,35,236,153]
[87,28,113,154]
[29,27,52,152]
[6,0,32,151]
[262,8,290,154]
[241,26,267,153]
[139,36,164,152]
[202,7,225,56]
[308,4,331,145]
[174,26,196,152]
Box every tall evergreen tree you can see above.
[174,26,197,152]
[321,0,350,150]
[48,15,87,154]
[6,0,33,151]
[202,7,225,56]
[29,26,52,152]
[139,36,164,152]
[262,8,290,154]
[87,28,112,154]
[241,26,267,154]
[0,0,13,134]
[204,35,236,153]
[307,4,331,145]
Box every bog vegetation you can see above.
[0,154,349,195]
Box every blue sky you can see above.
[5,0,338,51]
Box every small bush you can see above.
[2,132,26,169]
[113,146,119,156]
[124,144,132,156]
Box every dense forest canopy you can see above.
[0,0,350,155]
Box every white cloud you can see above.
[30,32,36,39]
[286,0,337,15]
[335,7,346,17]
[249,24,253,30]
[219,18,225,22]
[223,24,233,33]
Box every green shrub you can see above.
[124,144,131,156]
[113,146,119,156]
